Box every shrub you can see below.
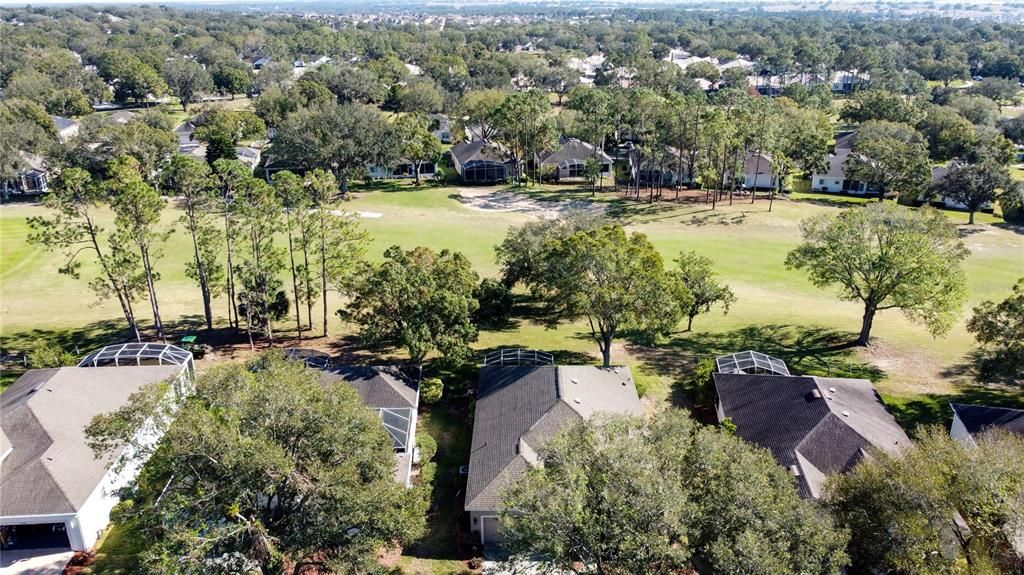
[27,339,77,368]
[689,358,717,406]
[421,377,444,404]
[418,432,438,464]
[419,461,437,486]
[473,277,514,327]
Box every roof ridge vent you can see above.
[841,410,850,417]
[573,397,581,404]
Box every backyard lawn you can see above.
[2,184,1022,411]
[2,183,1022,573]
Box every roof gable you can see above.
[537,138,612,166]
[714,372,909,498]
[451,139,511,165]
[319,366,418,410]
[951,403,1024,438]
[1,365,185,516]
[466,365,642,511]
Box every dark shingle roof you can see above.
[714,373,909,498]
[465,365,641,511]
[951,403,1024,438]
[319,366,417,410]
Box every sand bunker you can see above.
[457,188,605,219]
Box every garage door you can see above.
[481,516,505,545]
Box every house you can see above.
[293,55,331,71]
[251,55,272,70]
[950,403,1024,446]
[51,116,80,143]
[535,137,613,182]
[741,150,777,190]
[465,352,642,545]
[664,48,718,72]
[713,350,909,499]
[428,113,452,144]
[317,366,419,486]
[367,158,436,180]
[0,343,193,552]
[832,70,869,94]
[633,145,682,187]
[106,110,138,125]
[927,165,995,212]
[566,53,605,85]
[2,153,49,198]
[450,140,516,184]
[811,134,879,196]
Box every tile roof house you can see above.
[714,371,909,499]
[465,364,642,545]
[535,138,613,182]
[0,356,192,551]
[450,140,516,184]
[318,366,419,486]
[950,403,1024,446]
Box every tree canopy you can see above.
[535,224,692,366]
[501,410,850,575]
[342,245,479,365]
[86,352,427,575]
[786,202,969,346]
[827,426,1024,575]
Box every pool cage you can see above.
[78,342,195,373]
[379,408,414,453]
[483,348,555,367]
[715,350,790,376]
[283,348,332,369]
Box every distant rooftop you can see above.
[951,403,1024,439]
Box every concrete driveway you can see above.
[0,548,73,575]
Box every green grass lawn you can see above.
[3,185,1022,404]
[3,183,1023,573]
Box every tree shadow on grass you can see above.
[992,222,1024,237]
[788,194,873,209]
[627,324,885,410]
[884,385,1024,434]
[940,348,1022,387]
[1,318,139,356]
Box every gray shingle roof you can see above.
[951,403,1024,438]
[318,366,418,410]
[536,138,612,166]
[50,115,78,132]
[451,139,511,167]
[466,365,642,512]
[1,365,186,517]
[714,373,909,498]
[317,366,419,486]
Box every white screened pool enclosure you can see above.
[715,350,790,376]
[78,342,195,372]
